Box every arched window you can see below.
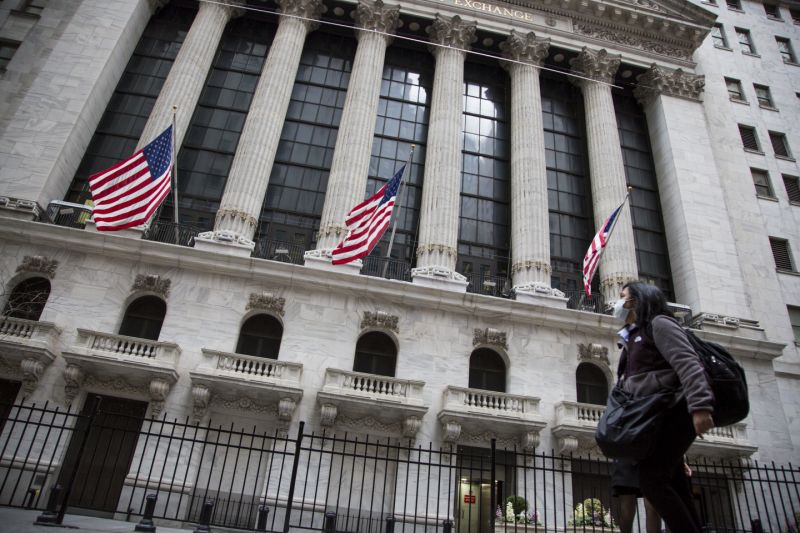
[468,348,506,393]
[119,296,166,341]
[353,332,397,377]
[576,363,609,405]
[3,277,51,321]
[236,314,283,359]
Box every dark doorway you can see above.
[0,379,22,434]
[58,394,147,515]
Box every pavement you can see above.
[0,507,195,533]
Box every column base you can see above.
[85,220,145,239]
[194,231,254,257]
[303,249,362,274]
[0,196,42,221]
[411,266,468,293]
[514,285,568,309]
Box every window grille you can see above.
[783,175,800,203]
[769,131,792,158]
[769,238,795,271]
[764,3,781,18]
[725,78,745,101]
[738,125,760,151]
[751,169,774,197]
[754,84,773,107]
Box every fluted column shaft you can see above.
[138,0,239,149]
[310,0,400,259]
[500,31,556,295]
[411,16,476,286]
[571,48,638,302]
[199,0,325,250]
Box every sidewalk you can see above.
[0,507,194,532]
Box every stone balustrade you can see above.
[201,349,303,386]
[443,386,541,419]
[0,316,61,394]
[76,329,180,365]
[322,368,425,405]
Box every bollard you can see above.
[442,519,454,533]
[323,511,337,533]
[384,515,395,533]
[134,494,158,532]
[193,500,214,533]
[255,505,269,532]
[34,484,62,525]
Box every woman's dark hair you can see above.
[622,281,674,325]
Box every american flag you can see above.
[582,202,624,296]
[331,165,406,265]
[88,126,173,231]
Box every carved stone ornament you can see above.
[426,15,477,51]
[572,24,692,61]
[415,243,458,258]
[361,311,399,333]
[634,64,705,105]
[354,0,400,39]
[277,0,327,31]
[197,229,255,248]
[336,414,401,433]
[500,30,550,67]
[84,375,147,396]
[600,274,637,294]
[192,384,211,422]
[441,420,462,442]
[320,403,338,427]
[0,196,41,218]
[511,260,551,276]
[690,313,744,329]
[16,256,58,279]
[577,343,610,366]
[473,328,508,350]
[278,397,297,421]
[557,435,580,455]
[411,265,468,282]
[521,431,540,452]
[210,395,277,415]
[569,47,621,85]
[247,292,286,317]
[132,274,171,299]
[402,416,422,438]
[21,358,45,395]
[513,282,565,299]
[63,364,85,405]
[149,379,171,419]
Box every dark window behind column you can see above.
[614,93,674,300]
[542,75,593,293]
[255,31,356,261]
[458,62,511,294]
[168,16,277,230]
[66,3,196,204]
[362,46,432,274]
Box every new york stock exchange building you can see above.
[0,0,799,530]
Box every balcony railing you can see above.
[563,290,606,313]
[321,369,425,405]
[0,316,59,344]
[442,386,541,419]
[144,220,202,247]
[44,200,92,229]
[200,349,303,386]
[361,255,412,282]
[464,272,513,298]
[73,329,180,366]
[252,237,306,265]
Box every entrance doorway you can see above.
[58,393,148,515]
[456,445,515,533]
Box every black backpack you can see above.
[683,329,749,427]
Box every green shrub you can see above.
[504,495,529,515]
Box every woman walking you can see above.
[612,281,714,532]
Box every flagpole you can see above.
[171,105,180,245]
[381,145,415,278]
[583,187,633,299]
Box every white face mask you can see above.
[612,298,630,322]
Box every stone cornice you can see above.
[500,30,550,67]
[634,63,705,104]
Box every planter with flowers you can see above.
[494,496,544,531]
[566,498,618,532]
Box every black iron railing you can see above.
[465,272,513,298]
[44,201,92,229]
[361,255,412,282]
[143,220,202,247]
[252,237,306,265]
[564,290,606,313]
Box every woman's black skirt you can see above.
[611,458,642,497]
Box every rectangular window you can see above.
[764,3,781,18]
[770,237,795,271]
[725,78,746,101]
[736,28,756,54]
[789,306,800,343]
[776,37,797,63]
[712,24,729,48]
[769,131,792,158]
[784,174,800,203]
[726,0,742,9]
[0,41,20,71]
[792,9,800,24]
[751,168,774,197]
[738,125,760,151]
[753,84,774,107]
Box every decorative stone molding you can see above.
[599,274,637,295]
[354,0,400,41]
[320,403,338,427]
[415,243,458,258]
[402,416,422,438]
[63,364,85,405]
[317,224,347,238]
[278,0,327,31]
[84,375,147,396]
[278,397,297,421]
[521,431,540,452]
[192,384,211,422]
[511,260,551,276]
[513,282,565,298]
[0,197,41,220]
[572,23,692,61]
[361,311,399,333]
[426,15,477,51]
[247,292,286,317]
[210,395,278,415]
[500,30,550,67]
[459,431,517,449]
[634,64,705,105]
[20,358,44,395]
[690,313,761,331]
[336,414,402,434]
[577,343,610,366]
[411,265,468,282]
[149,379,171,419]
[441,420,462,442]
[557,435,580,455]
[16,256,58,279]
[132,274,171,299]
[569,47,621,84]
[473,328,508,350]
[196,229,255,248]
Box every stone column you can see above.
[195,0,326,256]
[634,65,752,321]
[137,0,242,150]
[304,0,400,272]
[410,15,476,292]
[570,47,638,303]
[499,31,566,308]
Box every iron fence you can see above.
[563,291,606,314]
[0,402,798,532]
[253,237,307,265]
[465,273,513,299]
[44,201,92,229]
[361,256,412,282]
[143,220,202,247]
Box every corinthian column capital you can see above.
[634,64,705,106]
[355,0,401,41]
[500,30,550,68]
[278,0,327,30]
[426,15,477,53]
[569,47,621,85]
